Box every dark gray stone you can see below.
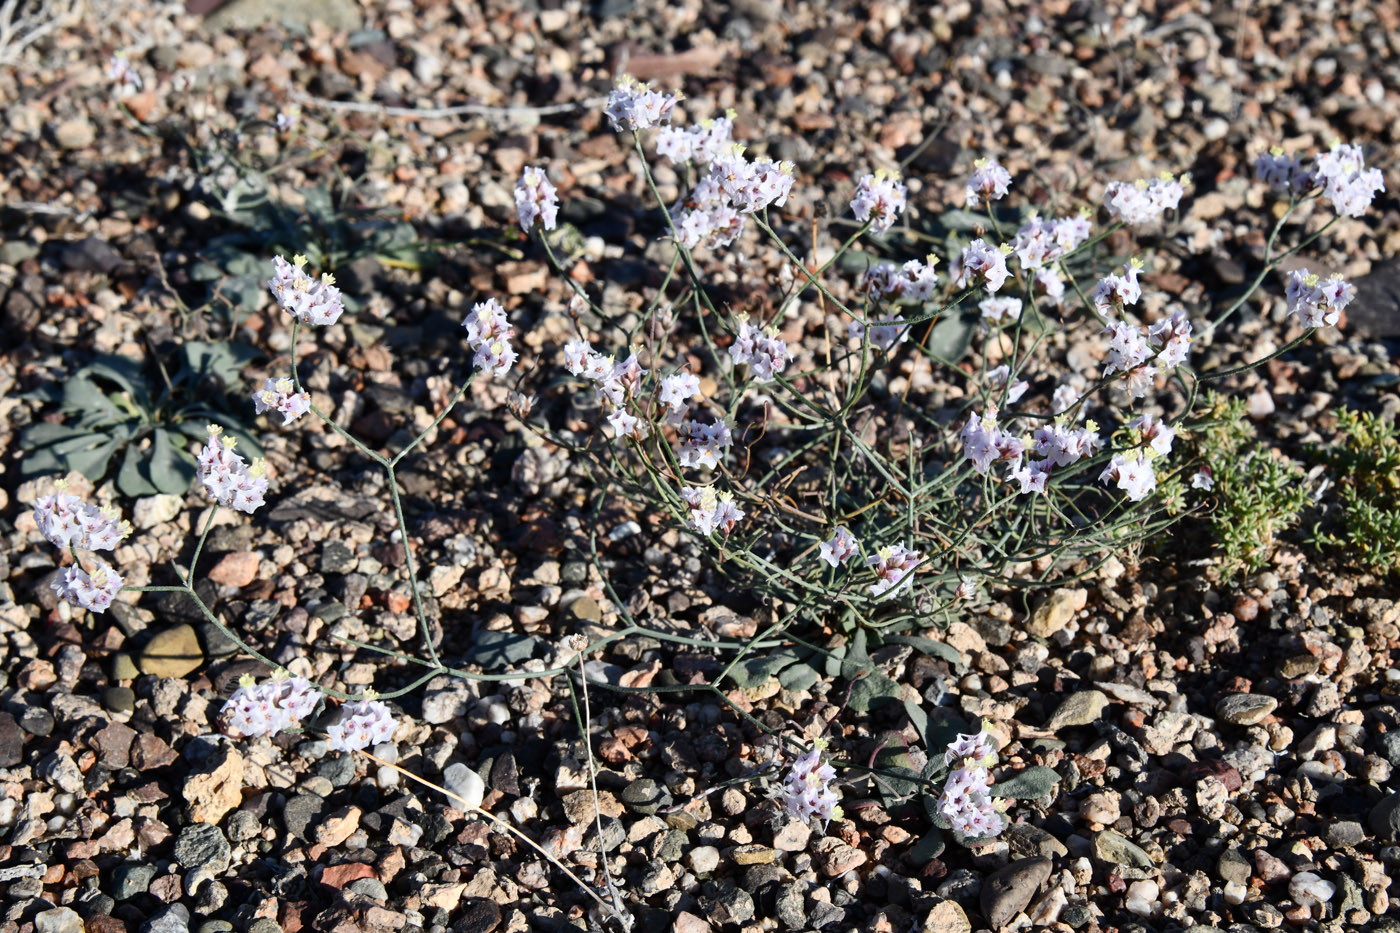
[175,823,231,873]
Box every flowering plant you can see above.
[23,76,1384,905]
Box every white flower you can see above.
[1130,413,1175,457]
[275,108,300,132]
[658,372,702,420]
[1102,319,1151,378]
[819,527,859,568]
[710,148,796,214]
[955,576,978,599]
[728,321,792,383]
[1103,173,1187,224]
[960,409,1024,475]
[326,698,399,752]
[1091,260,1143,315]
[1254,147,1310,196]
[956,239,1011,294]
[222,673,324,739]
[463,298,517,377]
[515,166,559,233]
[1191,468,1215,491]
[987,365,1028,404]
[1313,141,1385,217]
[108,53,142,95]
[603,77,678,132]
[1286,269,1354,328]
[252,377,310,426]
[781,746,842,827]
[267,254,345,326]
[850,171,907,235]
[33,488,131,552]
[979,296,1023,325]
[965,157,1012,207]
[607,408,649,441]
[197,426,269,514]
[868,542,923,598]
[1148,311,1192,369]
[944,730,997,768]
[681,486,743,536]
[1100,452,1157,501]
[677,419,734,470]
[937,764,1005,840]
[51,560,124,614]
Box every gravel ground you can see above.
[1,2,1400,933]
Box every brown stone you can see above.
[209,551,260,588]
[91,721,138,769]
[184,744,243,824]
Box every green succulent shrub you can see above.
[1309,407,1400,575]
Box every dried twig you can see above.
[294,91,607,125]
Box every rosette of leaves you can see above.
[190,177,431,323]
[20,341,262,496]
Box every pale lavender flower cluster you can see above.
[965,157,1013,207]
[677,418,734,469]
[1286,269,1356,328]
[937,730,1005,840]
[864,257,940,303]
[462,298,518,377]
[53,562,124,614]
[818,527,859,568]
[1102,173,1187,225]
[252,377,310,426]
[603,77,679,132]
[868,542,924,598]
[267,254,345,326]
[198,427,268,514]
[850,171,908,235]
[1100,451,1157,501]
[222,674,324,739]
[675,176,746,250]
[847,314,911,352]
[781,746,842,827]
[33,488,132,552]
[987,365,1028,405]
[1009,419,1103,495]
[1130,413,1176,457]
[1101,320,1157,399]
[681,485,744,537]
[728,320,792,383]
[108,53,142,95]
[31,483,132,615]
[1312,142,1386,217]
[954,239,1012,294]
[711,147,797,213]
[979,296,1023,325]
[326,697,399,752]
[1254,148,1311,197]
[658,372,702,423]
[1150,311,1193,368]
[515,166,559,233]
[1011,213,1092,270]
[655,116,734,165]
[960,409,1025,476]
[1091,259,1143,316]
[675,147,794,249]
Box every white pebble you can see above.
[1125,879,1160,917]
[1224,880,1248,905]
[1289,872,1336,908]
